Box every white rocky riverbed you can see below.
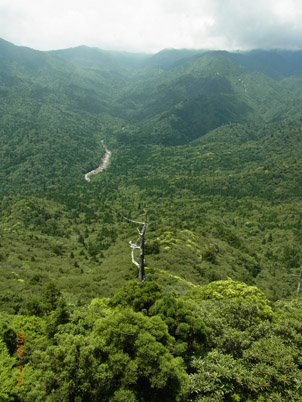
[84,140,111,182]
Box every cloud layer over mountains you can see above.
[0,0,302,52]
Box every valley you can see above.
[0,38,302,401]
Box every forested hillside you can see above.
[1,39,302,401]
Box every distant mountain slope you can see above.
[229,49,302,79]
[0,38,302,193]
[50,46,150,75]
[144,48,205,70]
[144,48,302,79]
[115,52,294,145]
[0,39,124,196]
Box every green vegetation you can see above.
[1,281,302,401]
[0,39,302,400]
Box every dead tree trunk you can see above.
[297,269,302,294]
[123,212,148,282]
[292,268,302,295]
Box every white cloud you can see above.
[0,0,302,52]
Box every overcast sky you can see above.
[0,0,302,53]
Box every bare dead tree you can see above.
[296,269,301,294]
[291,268,302,295]
[121,211,148,282]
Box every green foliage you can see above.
[42,283,62,312]
[11,314,46,338]
[109,281,163,313]
[185,279,273,321]
[0,340,16,401]
[242,337,302,400]
[145,239,161,255]
[189,351,244,401]
[0,319,16,356]
[45,298,70,338]
[92,309,188,401]
[1,282,302,402]
[149,293,207,358]
[189,338,302,401]
[16,307,188,402]
[273,298,302,348]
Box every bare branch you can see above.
[129,239,140,249]
[119,211,150,227]
[120,214,145,225]
[129,241,140,269]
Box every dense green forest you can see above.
[0,38,302,401]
